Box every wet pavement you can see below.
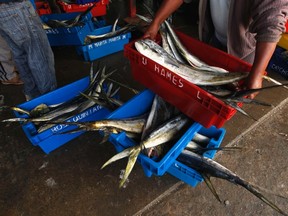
[1,2,288,216]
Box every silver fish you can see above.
[163,20,228,73]
[102,114,191,188]
[85,23,135,44]
[185,141,241,154]
[135,39,248,86]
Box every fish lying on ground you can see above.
[135,39,249,86]
[178,149,288,216]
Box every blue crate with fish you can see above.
[13,77,111,154]
[107,89,226,184]
[40,12,105,46]
[167,126,225,187]
[76,25,132,61]
[267,46,288,79]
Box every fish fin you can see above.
[98,130,111,144]
[231,83,288,98]
[107,78,139,95]
[225,101,257,121]
[101,146,136,169]
[119,148,141,188]
[201,173,222,203]
[227,97,272,107]
[198,146,243,154]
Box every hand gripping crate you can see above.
[14,77,111,154]
[58,0,108,17]
[107,89,226,186]
[41,12,104,46]
[124,31,252,128]
[76,25,131,61]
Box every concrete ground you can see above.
[1,2,288,216]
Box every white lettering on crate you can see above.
[50,105,103,133]
[271,63,288,74]
[45,28,59,35]
[141,57,147,65]
[154,64,184,88]
[90,36,122,50]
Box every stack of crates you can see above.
[40,0,132,61]
[267,22,288,79]
[113,29,259,187]
[40,11,99,46]
[107,89,226,188]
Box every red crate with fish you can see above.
[58,0,108,17]
[124,31,252,128]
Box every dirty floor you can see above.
[1,2,288,216]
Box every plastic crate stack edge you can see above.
[107,89,226,187]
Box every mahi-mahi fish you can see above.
[135,39,248,86]
[102,114,191,188]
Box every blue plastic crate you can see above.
[107,89,226,181]
[167,126,226,187]
[41,12,105,46]
[76,25,131,61]
[14,77,111,154]
[267,46,288,79]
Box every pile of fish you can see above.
[1,70,287,215]
[135,12,288,120]
[20,90,286,215]
[0,65,130,133]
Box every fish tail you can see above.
[237,178,288,216]
[101,146,140,169]
[119,147,141,188]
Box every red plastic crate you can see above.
[36,1,52,16]
[124,31,252,128]
[58,0,108,17]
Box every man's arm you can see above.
[245,41,277,99]
[143,0,184,40]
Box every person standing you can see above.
[144,0,288,99]
[0,0,57,101]
[0,35,23,85]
